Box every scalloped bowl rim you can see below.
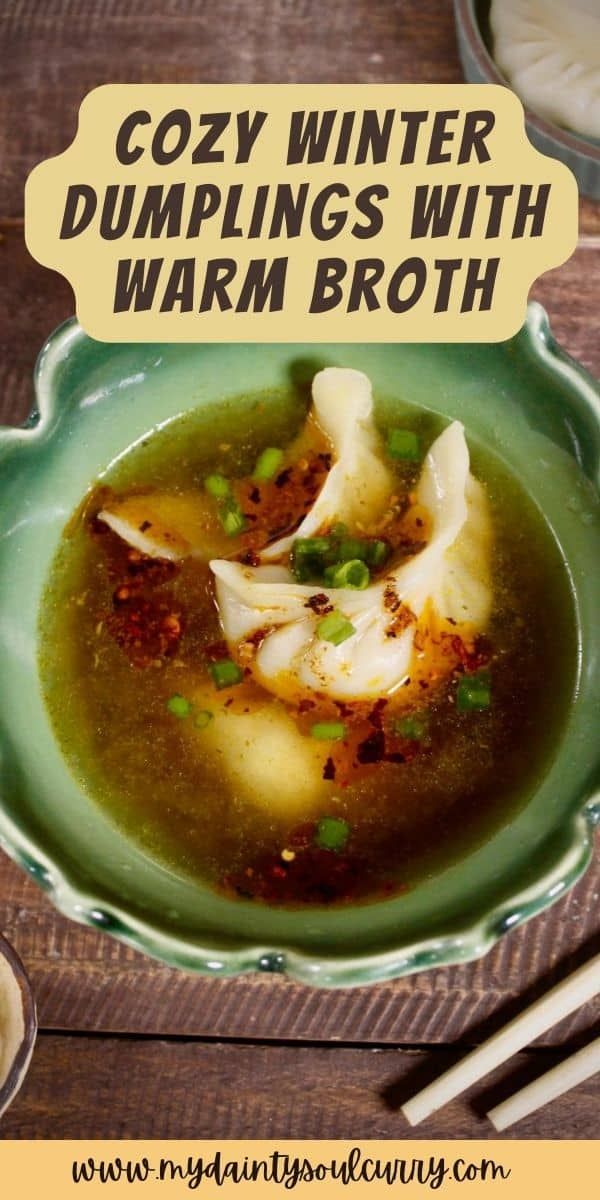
[0,303,598,987]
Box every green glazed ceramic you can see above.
[0,304,598,987]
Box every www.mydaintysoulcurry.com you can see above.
[71,1148,511,1189]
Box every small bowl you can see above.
[0,932,36,1117]
[453,0,600,200]
[0,305,598,986]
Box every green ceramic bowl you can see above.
[0,304,599,986]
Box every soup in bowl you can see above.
[0,305,598,984]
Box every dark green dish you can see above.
[0,304,598,986]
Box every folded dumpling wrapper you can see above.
[211,417,492,701]
[97,491,232,561]
[96,368,390,564]
[261,367,393,560]
[187,690,330,818]
[491,0,600,140]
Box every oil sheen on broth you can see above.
[40,370,576,906]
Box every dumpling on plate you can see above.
[490,0,600,140]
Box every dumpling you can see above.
[187,687,330,819]
[490,0,600,140]
[260,367,393,560]
[211,421,492,702]
[97,491,231,561]
[96,367,392,565]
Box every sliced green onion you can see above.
[315,816,350,852]
[457,670,491,712]
[194,709,214,729]
[310,721,347,741]
[166,693,191,719]
[204,473,231,500]
[387,429,420,461]
[253,446,284,482]
[220,500,246,537]
[291,535,334,581]
[209,658,244,690]
[330,522,348,539]
[316,610,356,645]
[324,559,370,590]
[292,533,390,582]
[365,539,390,568]
[294,536,332,556]
[336,536,367,563]
[336,537,390,569]
[394,712,429,741]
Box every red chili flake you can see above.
[304,593,334,615]
[383,584,401,613]
[246,627,269,648]
[221,842,374,904]
[274,468,292,489]
[448,633,492,673]
[124,553,178,584]
[224,698,234,708]
[139,520,152,532]
[106,593,184,668]
[357,728,386,764]
[393,537,426,559]
[113,585,132,605]
[249,486,261,504]
[413,628,426,652]
[298,697,316,713]
[368,698,389,728]
[323,756,336,781]
[239,548,261,567]
[387,604,416,637]
[161,613,181,638]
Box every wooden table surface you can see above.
[0,0,598,1140]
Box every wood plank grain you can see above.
[0,227,598,431]
[0,0,462,218]
[1,1035,599,1138]
[1,0,598,231]
[1,851,598,1046]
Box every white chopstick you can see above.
[487,1033,600,1130]
[402,951,600,1126]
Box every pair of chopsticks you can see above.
[402,951,600,1131]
